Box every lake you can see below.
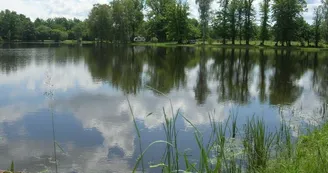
[0,44,327,172]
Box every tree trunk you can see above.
[260,40,264,46]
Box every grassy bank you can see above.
[0,40,95,45]
[267,124,328,173]
[131,40,328,52]
[129,94,328,173]
[2,39,328,51]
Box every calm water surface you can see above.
[0,44,327,172]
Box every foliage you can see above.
[266,123,328,172]
[272,0,307,46]
[207,37,214,45]
[196,0,213,44]
[313,6,323,47]
[146,0,175,42]
[0,0,327,46]
[36,25,51,41]
[322,0,328,43]
[166,0,190,43]
[150,37,158,43]
[187,18,201,39]
[243,0,255,45]
[259,0,270,45]
[72,22,87,41]
[128,92,328,173]
[87,4,113,43]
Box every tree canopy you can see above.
[0,0,327,47]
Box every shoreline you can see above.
[1,40,328,52]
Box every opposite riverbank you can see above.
[1,40,328,52]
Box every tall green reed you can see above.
[129,86,307,173]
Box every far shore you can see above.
[1,40,328,52]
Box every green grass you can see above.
[128,88,328,173]
[60,40,94,45]
[266,124,328,173]
[131,40,328,52]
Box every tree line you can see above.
[0,0,328,46]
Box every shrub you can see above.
[207,37,213,45]
[150,37,158,43]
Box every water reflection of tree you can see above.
[0,46,84,74]
[194,47,210,105]
[269,50,303,105]
[86,46,144,94]
[259,50,268,103]
[210,49,253,104]
[314,53,328,102]
[146,47,194,94]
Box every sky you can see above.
[0,0,322,24]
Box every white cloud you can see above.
[0,0,109,20]
[0,0,320,23]
[280,71,326,136]
[0,51,101,92]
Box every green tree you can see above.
[196,0,213,44]
[111,0,129,42]
[236,0,244,44]
[126,0,144,42]
[228,0,238,44]
[322,0,328,43]
[214,0,229,44]
[272,0,306,46]
[313,6,323,47]
[146,0,175,42]
[167,0,189,43]
[244,0,255,45]
[34,18,46,28]
[36,25,51,41]
[187,18,201,39]
[259,0,270,45]
[87,4,113,43]
[0,10,19,41]
[72,22,87,41]
[295,17,311,46]
[50,29,68,42]
[20,19,36,40]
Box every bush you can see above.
[0,36,3,42]
[207,37,213,45]
[150,37,158,43]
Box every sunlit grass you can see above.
[131,40,328,51]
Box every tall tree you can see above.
[36,25,51,41]
[146,0,175,42]
[295,16,310,46]
[272,0,306,46]
[167,0,190,43]
[228,0,238,44]
[259,0,270,45]
[0,10,19,41]
[236,0,244,44]
[313,6,323,47]
[127,0,144,42]
[72,22,87,41]
[111,0,129,42]
[322,0,328,43]
[87,4,113,43]
[196,0,213,44]
[187,18,201,39]
[244,0,255,45]
[220,0,230,44]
